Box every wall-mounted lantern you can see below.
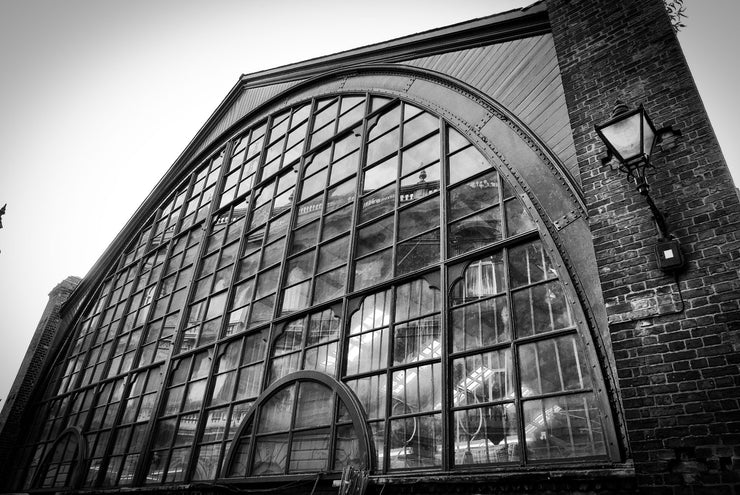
[595,102,686,272]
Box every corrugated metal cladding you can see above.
[192,34,578,186]
[403,34,578,184]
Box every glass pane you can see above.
[359,182,396,224]
[448,207,502,256]
[192,443,220,481]
[326,177,356,213]
[252,434,288,475]
[322,205,353,240]
[300,169,328,201]
[391,363,441,414]
[329,149,360,185]
[255,267,280,298]
[289,429,330,472]
[346,329,388,375]
[506,199,537,236]
[448,145,489,185]
[347,375,387,419]
[523,394,606,460]
[401,133,439,177]
[400,162,440,202]
[512,281,573,338]
[286,251,315,285]
[237,364,263,400]
[453,405,519,465]
[388,413,441,469]
[449,170,500,221]
[313,266,346,304]
[317,236,349,272]
[393,316,441,366]
[303,342,337,375]
[335,424,364,470]
[291,221,319,254]
[294,382,333,428]
[519,334,592,395]
[398,195,439,241]
[356,216,394,256]
[281,282,311,315]
[509,241,557,288]
[452,349,512,406]
[248,295,275,328]
[396,230,440,275]
[363,155,397,192]
[258,386,295,433]
[349,289,391,334]
[202,407,229,442]
[395,277,440,321]
[367,128,400,165]
[451,295,510,352]
[354,249,393,291]
[403,112,439,146]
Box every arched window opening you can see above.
[32,428,85,490]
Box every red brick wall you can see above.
[548,0,740,491]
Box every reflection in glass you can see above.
[512,281,573,338]
[252,434,288,475]
[523,394,605,460]
[289,430,330,472]
[451,295,510,352]
[452,350,511,406]
[519,334,591,395]
[396,230,440,275]
[449,170,500,222]
[448,207,502,256]
[453,406,519,465]
[388,414,441,469]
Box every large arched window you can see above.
[14,87,616,490]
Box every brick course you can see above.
[548,0,740,491]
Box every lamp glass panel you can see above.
[599,112,643,162]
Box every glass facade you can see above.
[10,93,611,490]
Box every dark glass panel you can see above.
[509,241,557,288]
[505,199,537,236]
[356,216,394,256]
[192,443,220,481]
[289,429,330,472]
[286,251,315,285]
[291,221,320,254]
[252,434,289,475]
[448,207,502,256]
[397,195,439,241]
[396,229,440,275]
[317,236,349,272]
[334,424,364,470]
[449,170,500,222]
[248,295,275,328]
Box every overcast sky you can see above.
[0,0,737,403]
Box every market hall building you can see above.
[1,0,739,493]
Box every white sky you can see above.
[0,0,737,403]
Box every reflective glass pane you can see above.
[335,424,364,470]
[401,132,439,177]
[356,216,394,257]
[505,199,537,236]
[396,230,440,275]
[363,155,397,192]
[388,413,441,469]
[322,205,353,240]
[258,386,295,433]
[326,177,355,213]
[519,334,592,395]
[291,221,319,254]
[313,266,346,304]
[512,281,573,338]
[289,429,330,472]
[303,342,337,375]
[449,170,500,221]
[448,207,502,256]
[395,277,440,321]
[509,241,557,288]
[400,195,439,242]
[453,406,519,465]
[347,375,386,419]
[391,363,441,414]
[354,249,392,291]
[449,145,489,185]
[393,315,441,365]
[346,328,388,375]
[403,112,439,146]
[294,382,333,428]
[359,182,396,224]
[317,236,348,272]
[281,281,310,314]
[452,349,512,406]
[451,295,510,352]
[252,434,288,475]
[523,394,606,460]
